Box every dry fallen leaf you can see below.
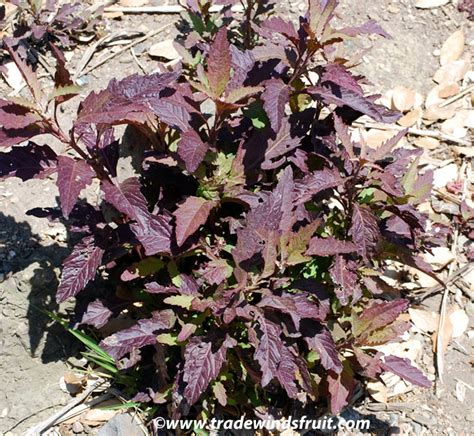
[409,308,440,333]
[424,85,462,121]
[433,59,471,84]
[438,82,460,99]
[415,0,449,7]
[149,39,181,61]
[398,107,423,127]
[413,137,440,150]
[440,30,465,66]
[422,246,455,269]
[441,111,470,138]
[362,129,400,148]
[392,86,416,112]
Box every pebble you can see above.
[72,421,84,433]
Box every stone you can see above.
[97,413,145,436]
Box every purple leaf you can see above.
[349,204,381,260]
[100,310,176,360]
[327,367,354,414]
[101,178,171,255]
[261,17,298,40]
[207,27,231,97]
[57,235,104,303]
[321,64,363,95]
[303,324,342,373]
[173,196,216,246]
[261,119,300,170]
[250,316,299,398]
[180,335,236,406]
[307,236,356,256]
[258,292,327,329]
[382,355,431,388]
[329,255,361,305]
[261,79,290,132]
[308,85,401,123]
[3,38,43,103]
[353,299,409,337]
[0,99,40,129]
[341,20,391,38]
[79,299,112,329]
[0,143,57,181]
[77,72,179,126]
[57,156,95,219]
[0,125,43,148]
[177,129,209,173]
[294,168,341,205]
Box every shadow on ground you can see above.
[0,212,81,363]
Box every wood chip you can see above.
[440,30,465,66]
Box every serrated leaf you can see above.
[177,129,209,173]
[3,37,44,103]
[349,204,381,260]
[101,178,171,255]
[352,298,409,337]
[164,295,195,309]
[100,310,176,360]
[79,299,112,329]
[303,324,342,374]
[57,235,104,303]
[261,79,290,132]
[258,292,327,330]
[249,316,299,398]
[327,365,355,414]
[57,156,95,219]
[307,236,356,257]
[207,27,231,97]
[381,355,431,388]
[330,255,361,305]
[174,196,216,246]
[179,336,236,407]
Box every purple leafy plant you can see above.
[1,0,439,420]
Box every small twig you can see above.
[130,47,147,74]
[416,264,474,300]
[455,378,474,391]
[355,121,472,147]
[104,4,244,14]
[25,379,107,435]
[439,84,474,108]
[80,23,173,77]
[73,30,145,80]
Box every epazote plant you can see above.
[0,0,103,61]
[1,0,438,420]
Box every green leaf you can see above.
[156,333,179,346]
[164,295,195,309]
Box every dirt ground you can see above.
[0,0,473,434]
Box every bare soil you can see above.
[0,1,472,434]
